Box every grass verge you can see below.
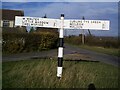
[2,59,119,88]
[66,44,119,57]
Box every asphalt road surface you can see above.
[3,44,119,67]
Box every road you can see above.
[2,44,119,67]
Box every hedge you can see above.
[65,35,119,48]
[2,32,58,54]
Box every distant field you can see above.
[67,44,119,57]
[2,59,118,88]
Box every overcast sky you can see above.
[1,1,119,36]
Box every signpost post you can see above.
[82,16,85,44]
[57,14,64,78]
[15,14,110,78]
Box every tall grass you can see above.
[2,59,118,88]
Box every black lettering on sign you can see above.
[70,20,83,29]
[22,17,49,27]
[102,22,106,29]
[22,18,27,25]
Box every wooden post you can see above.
[82,29,84,44]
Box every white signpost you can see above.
[15,16,110,30]
[15,15,110,78]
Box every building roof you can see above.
[0,9,24,20]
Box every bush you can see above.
[3,33,26,53]
[38,32,58,50]
[65,35,82,45]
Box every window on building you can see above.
[3,20,10,27]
